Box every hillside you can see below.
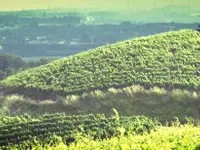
[1,29,200,99]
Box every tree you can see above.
[197,24,200,32]
[0,54,58,80]
[0,54,25,80]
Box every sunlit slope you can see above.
[1,30,200,96]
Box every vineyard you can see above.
[0,112,156,149]
[1,2,200,148]
[0,113,200,149]
[28,125,200,150]
[1,29,200,149]
[1,29,200,99]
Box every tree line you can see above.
[0,54,58,80]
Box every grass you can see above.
[1,29,200,99]
[1,85,200,122]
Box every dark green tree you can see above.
[197,24,200,32]
[0,54,25,80]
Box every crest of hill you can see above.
[1,29,200,98]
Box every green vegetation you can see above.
[1,85,200,122]
[0,53,58,80]
[0,112,155,148]
[1,29,200,149]
[1,4,200,149]
[2,121,200,150]
[62,125,200,150]
[1,29,200,98]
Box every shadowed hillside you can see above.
[1,29,200,99]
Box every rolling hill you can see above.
[1,29,200,99]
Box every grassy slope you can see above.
[1,29,200,98]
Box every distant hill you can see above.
[1,0,199,12]
[1,29,200,99]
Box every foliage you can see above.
[0,54,58,80]
[3,124,200,150]
[1,30,200,98]
[0,54,25,80]
[196,24,200,32]
[0,113,155,147]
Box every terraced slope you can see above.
[1,30,200,98]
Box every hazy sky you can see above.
[0,0,199,11]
